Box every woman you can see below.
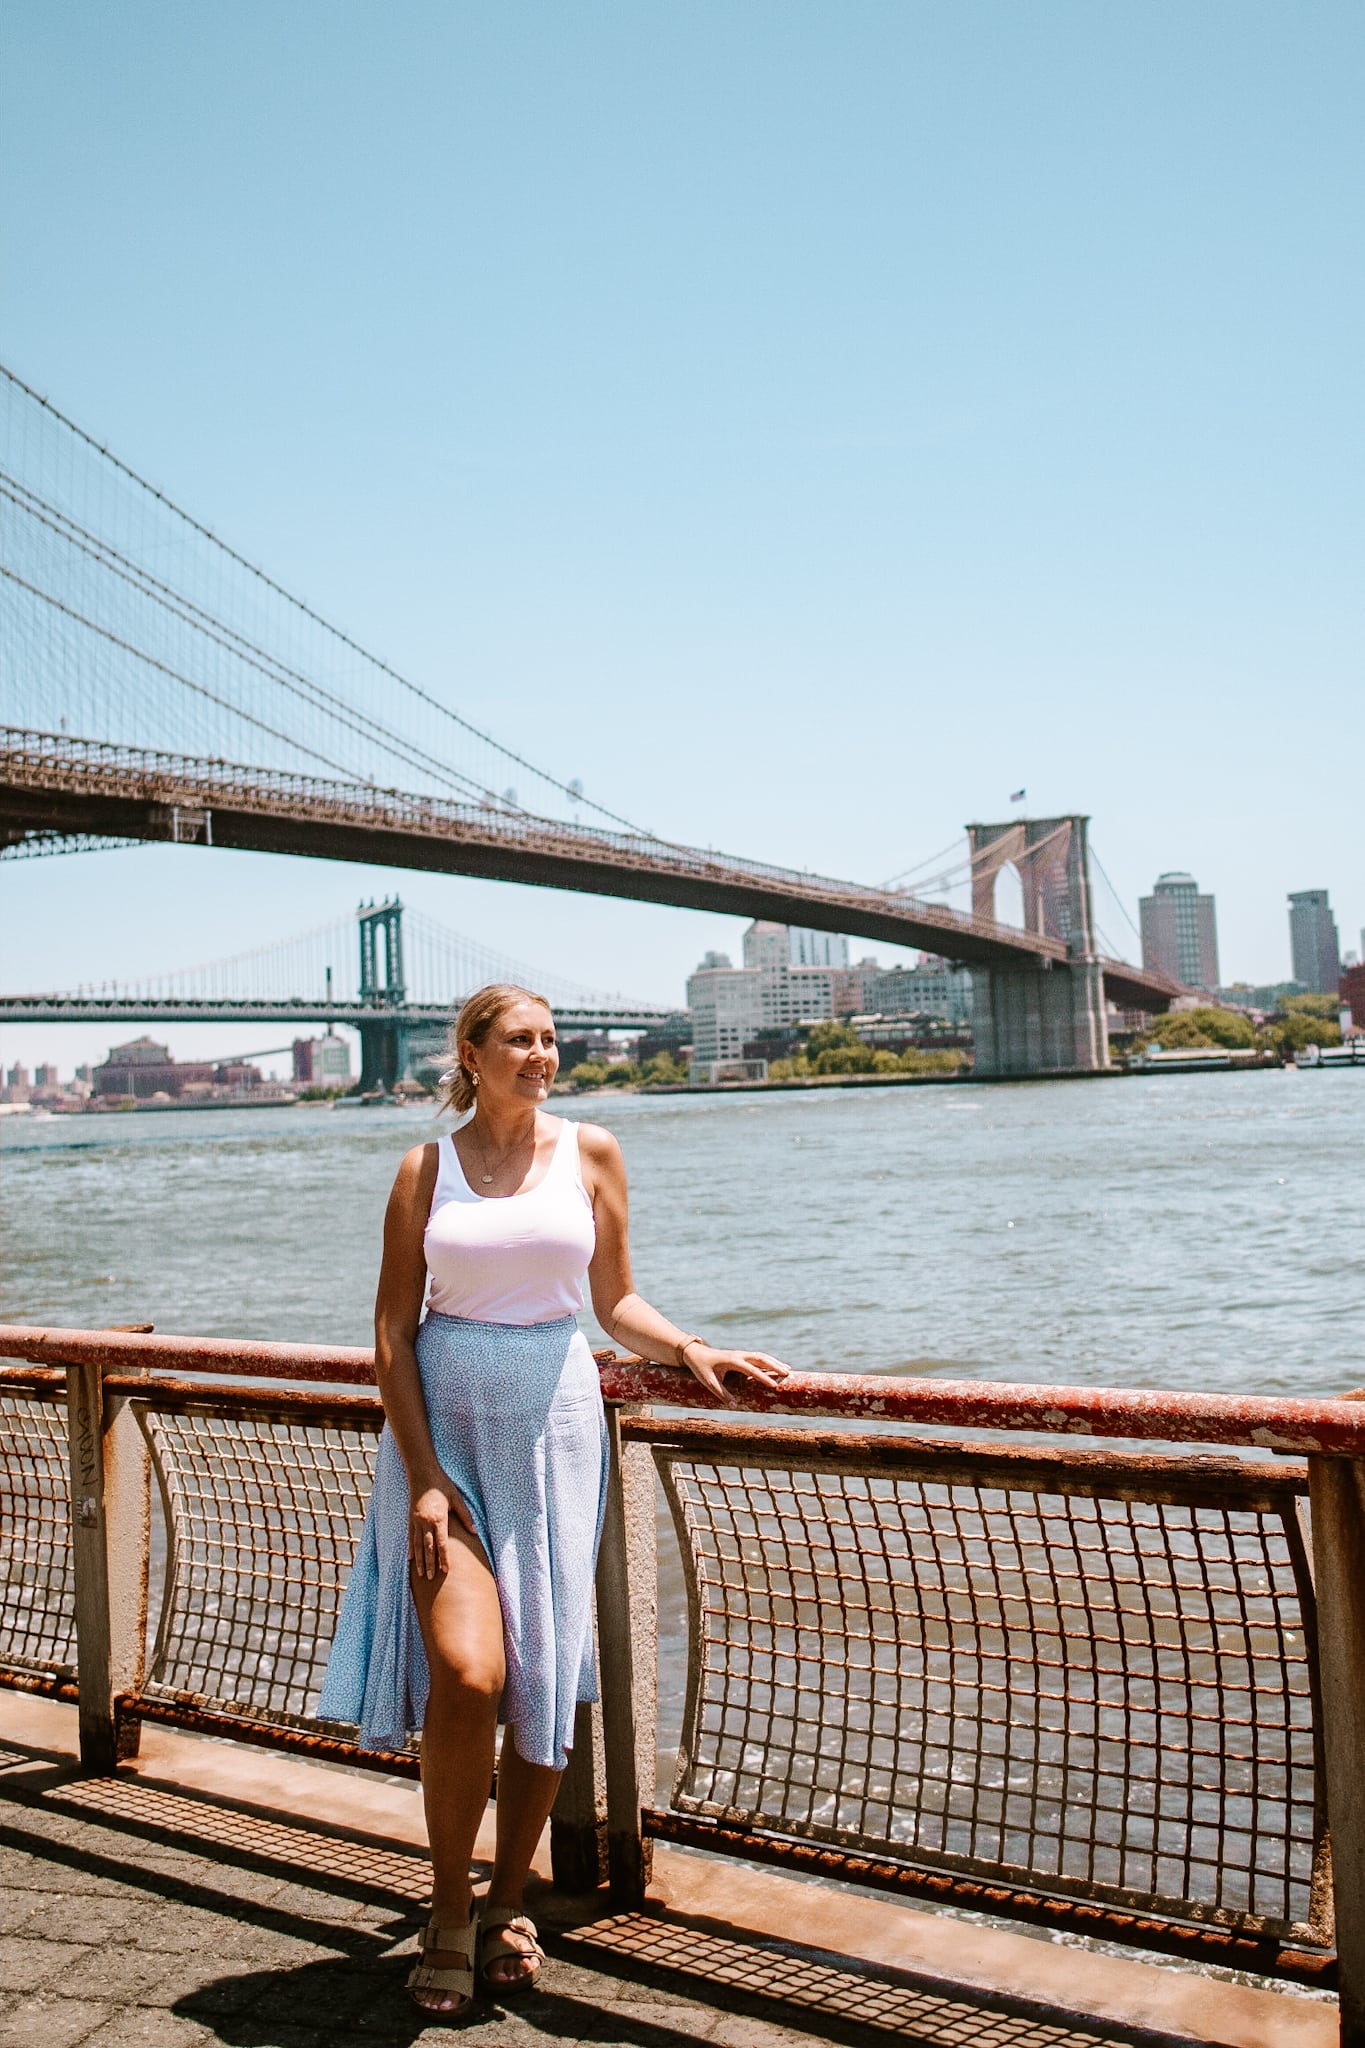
[319,982,788,2018]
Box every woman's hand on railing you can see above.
[408,1479,476,1580]
[680,1344,790,1409]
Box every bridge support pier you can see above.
[357,1019,410,1094]
[970,952,1109,1077]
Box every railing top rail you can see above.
[3,1323,1364,1454]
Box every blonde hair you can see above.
[438,983,554,1116]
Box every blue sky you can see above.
[3,2,1362,1073]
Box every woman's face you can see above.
[463,1000,559,1107]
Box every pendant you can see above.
[481,1173,494,1184]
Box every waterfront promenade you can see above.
[0,1695,1330,2048]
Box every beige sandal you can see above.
[407,1908,479,2019]
[479,1906,544,1994]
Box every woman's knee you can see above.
[427,1649,504,1710]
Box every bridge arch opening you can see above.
[992,861,1026,933]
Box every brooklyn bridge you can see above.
[0,362,1185,1075]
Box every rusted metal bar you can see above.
[103,1375,383,1425]
[0,1366,66,1399]
[0,1670,79,1702]
[601,1357,1365,1454]
[120,1694,420,1778]
[624,1415,1310,1505]
[0,1326,375,1383]
[9,1324,1365,1453]
[642,1811,1336,1986]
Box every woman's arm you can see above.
[579,1123,789,1407]
[374,1143,476,1580]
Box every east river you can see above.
[4,1070,1361,1394]
[4,1071,1363,1746]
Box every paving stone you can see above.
[0,1995,113,2047]
[57,1945,176,2005]
[260,1881,371,1923]
[17,1893,149,1948]
[153,1958,265,2018]
[0,1935,86,1993]
[79,2014,213,2047]
[585,2001,721,2041]
[707,2021,829,2048]
[0,1887,68,1934]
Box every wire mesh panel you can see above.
[140,1397,383,1734]
[651,1425,1327,1949]
[0,1387,75,1682]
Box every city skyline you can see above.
[1,851,1352,1078]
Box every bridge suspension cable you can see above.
[0,361,652,836]
[40,902,659,1013]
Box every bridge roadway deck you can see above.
[0,730,1181,1014]
[0,1694,1328,2048]
[0,998,672,1030]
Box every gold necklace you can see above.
[471,1118,533,1186]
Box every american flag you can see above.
[1009,788,1026,803]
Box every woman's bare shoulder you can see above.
[572,1121,625,1170]
[391,1140,441,1198]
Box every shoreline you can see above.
[6,1058,1322,1122]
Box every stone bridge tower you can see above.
[965,816,1109,1075]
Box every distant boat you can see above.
[1295,1042,1365,1068]
[1127,1046,1271,1074]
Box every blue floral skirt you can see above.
[317,1312,609,1769]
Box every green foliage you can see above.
[804,1021,864,1058]
[602,1061,640,1087]
[565,1059,611,1090]
[898,1047,965,1074]
[1151,1007,1256,1051]
[1281,993,1342,1018]
[765,1044,965,1081]
[639,1050,688,1086]
[812,1043,875,1074]
[1272,1012,1342,1053]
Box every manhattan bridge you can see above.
[0,363,1184,1080]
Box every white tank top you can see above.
[423,1115,596,1325]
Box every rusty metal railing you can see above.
[4,1324,1365,2034]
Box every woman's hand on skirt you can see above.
[409,1480,476,1580]
[682,1345,790,1408]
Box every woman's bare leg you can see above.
[409,1521,505,2013]
[482,1732,563,1985]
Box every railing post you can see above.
[549,1700,608,1890]
[65,1359,150,1770]
[1308,1454,1365,2045]
[594,1402,657,1904]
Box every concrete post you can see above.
[550,1700,608,1890]
[594,1404,657,1904]
[1307,1455,1365,2046]
[65,1361,150,1770]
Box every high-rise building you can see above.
[687,935,837,1078]
[741,922,789,971]
[1288,891,1341,994]
[741,921,848,970]
[1139,873,1220,989]
[789,927,848,969]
